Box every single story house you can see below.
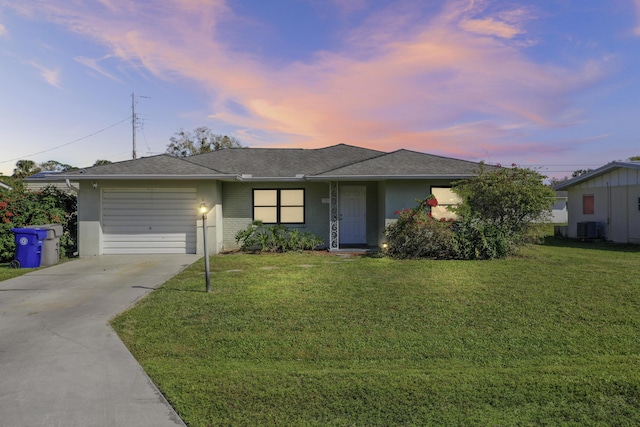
[58,144,484,257]
[554,161,640,243]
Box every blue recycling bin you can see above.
[11,228,48,268]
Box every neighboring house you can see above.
[58,144,485,257]
[24,171,79,193]
[554,161,640,243]
[551,191,568,224]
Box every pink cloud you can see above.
[29,61,62,88]
[8,0,608,161]
[459,18,522,39]
[75,55,122,82]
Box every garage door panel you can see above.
[100,201,194,214]
[102,215,196,228]
[104,238,191,247]
[103,205,195,213]
[101,247,191,255]
[102,227,196,242]
[102,188,197,254]
[103,240,194,254]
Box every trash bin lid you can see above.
[11,228,48,238]
[26,224,64,237]
[11,228,39,234]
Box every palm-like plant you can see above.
[12,160,41,178]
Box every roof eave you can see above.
[306,174,475,181]
[57,174,236,180]
[553,161,640,190]
[235,175,307,182]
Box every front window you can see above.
[430,187,461,220]
[253,189,305,224]
[583,195,594,215]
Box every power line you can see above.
[0,115,131,166]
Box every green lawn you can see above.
[112,239,640,426]
[0,263,33,281]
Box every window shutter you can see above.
[583,195,594,215]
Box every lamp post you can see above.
[200,200,211,293]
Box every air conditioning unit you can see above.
[577,221,602,239]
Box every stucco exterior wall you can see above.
[383,179,457,219]
[77,179,222,256]
[380,179,461,246]
[221,181,330,250]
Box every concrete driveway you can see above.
[0,254,200,427]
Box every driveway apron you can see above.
[0,254,200,427]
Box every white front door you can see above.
[339,185,366,244]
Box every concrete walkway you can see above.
[0,254,200,427]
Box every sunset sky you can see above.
[1,0,639,179]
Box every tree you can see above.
[452,164,556,242]
[12,160,41,178]
[166,126,242,157]
[39,160,76,172]
[548,176,569,188]
[628,156,640,161]
[93,159,112,166]
[572,169,592,178]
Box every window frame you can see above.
[252,188,305,224]
[429,186,461,220]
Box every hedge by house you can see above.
[0,186,77,263]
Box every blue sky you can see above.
[1,0,639,179]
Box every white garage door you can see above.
[102,188,197,254]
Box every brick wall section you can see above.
[222,181,330,250]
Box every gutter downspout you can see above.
[66,179,80,257]
[65,179,79,193]
[607,181,612,241]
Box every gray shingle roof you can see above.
[60,144,484,180]
[312,149,481,178]
[63,154,224,177]
[184,144,383,177]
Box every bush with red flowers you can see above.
[385,195,456,259]
[385,164,555,260]
[0,186,77,263]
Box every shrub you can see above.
[385,165,554,260]
[235,221,324,252]
[451,217,515,260]
[384,203,457,260]
[0,186,77,262]
[452,164,555,239]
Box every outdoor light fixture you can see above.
[382,242,389,249]
[200,200,211,293]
